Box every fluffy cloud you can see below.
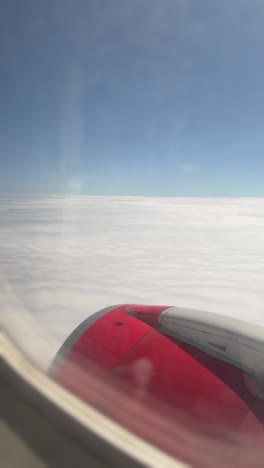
[1,195,264,368]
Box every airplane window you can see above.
[1,2,264,467]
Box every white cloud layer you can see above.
[1,195,264,368]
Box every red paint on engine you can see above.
[53,305,264,467]
[55,304,167,401]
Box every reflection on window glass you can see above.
[1,2,264,467]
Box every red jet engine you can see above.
[51,304,264,467]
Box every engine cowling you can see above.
[51,304,264,467]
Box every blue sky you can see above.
[1,0,264,196]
